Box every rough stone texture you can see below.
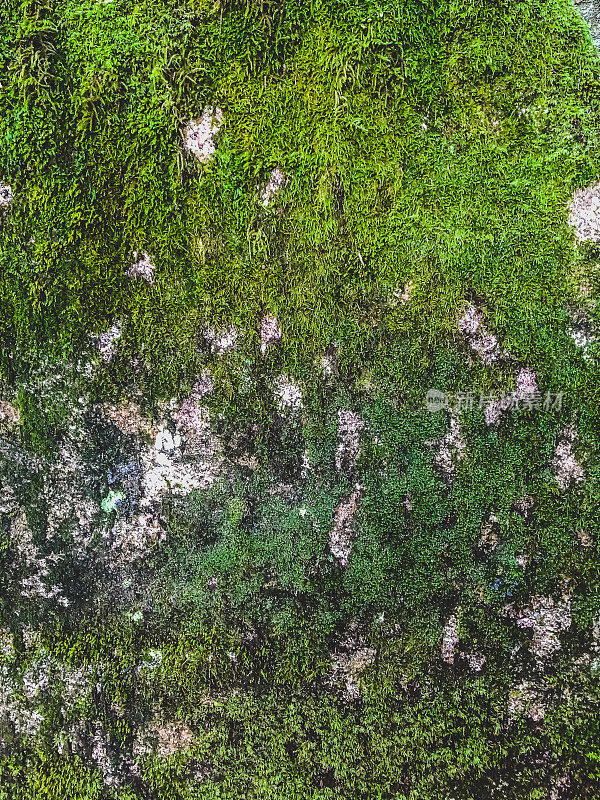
[0,182,13,209]
[328,621,375,700]
[431,411,466,479]
[569,308,596,361]
[504,594,572,664]
[568,180,600,242]
[389,279,414,306]
[182,108,224,163]
[0,401,20,431]
[203,326,238,355]
[458,303,508,364]
[329,483,363,566]
[335,410,365,473]
[484,367,539,426]
[551,424,585,490]
[133,717,195,759]
[98,321,123,362]
[507,680,551,724]
[99,401,158,438]
[441,613,460,665]
[127,251,155,284]
[273,374,303,414]
[259,314,282,354]
[258,167,288,207]
[574,0,600,50]
[478,513,499,552]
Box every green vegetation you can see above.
[2,0,600,796]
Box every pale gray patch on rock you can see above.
[507,680,551,724]
[273,374,303,414]
[458,303,508,364]
[441,613,460,665]
[466,651,486,673]
[484,367,538,425]
[335,410,365,473]
[258,167,288,207]
[133,717,195,759]
[569,309,596,361]
[203,326,238,355]
[182,108,224,163]
[329,483,362,567]
[127,251,155,284]
[0,182,13,209]
[568,180,600,242]
[98,321,123,362]
[260,314,282,354]
[574,0,600,51]
[327,621,375,701]
[504,594,572,664]
[430,410,466,478]
[551,424,585,490]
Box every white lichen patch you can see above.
[569,310,596,362]
[389,280,414,307]
[99,401,158,438]
[0,182,13,209]
[507,681,551,724]
[484,367,538,426]
[335,410,365,473]
[504,594,572,664]
[319,352,337,379]
[133,716,195,759]
[568,180,600,243]
[98,321,123,362]
[273,374,303,414]
[328,621,375,701]
[258,167,288,207]
[458,303,508,364]
[478,513,499,552]
[431,411,466,478]
[203,325,238,355]
[551,425,585,490]
[10,512,70,607]
[260,313,282,354]
[0,400,20,430]
[466,651,486,673]
[441,613,460,665]
[182,107,224,163]
[329,483,362,567]
[127,251,155,284]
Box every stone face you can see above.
[574,0,600,50]
[568,180,600,243]
[504,594,572,664]
[431,411,466,478]
[328,621,375,700]
[258,167,288,207]
[204,326,238,355]
[259,314,282,354]
[441,613,460,665]
[335,410,365,473]
[98,321,123,362]
[329,483,363,567]
[273,374,303,414]
[182,107,224,163]
[127,251,155,284]
[458,303,507,364]
[569,309,596,361]
[551,425,585,490]
[0,182,13,209]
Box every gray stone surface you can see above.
[574,0,600,49]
